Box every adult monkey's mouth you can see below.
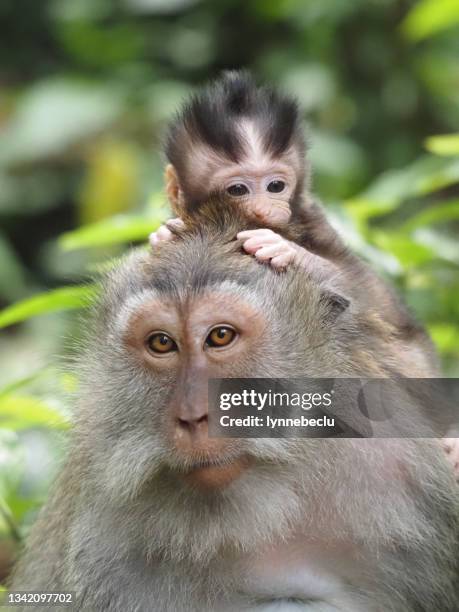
[184,454,253,489]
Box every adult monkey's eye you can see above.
[206,326,236,348]
[147,333,177,354]
[227,183,249,197]
[267,180,286,193]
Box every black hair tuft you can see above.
[164,70,305,174]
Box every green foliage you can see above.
[402,0,459,41]
[0,285,98,329]
[402,199,459,231]
[0,395,69,431]
[0,80,124,166]
[425,134,459,156]
[0,373,72,537]
[59,215,163,250]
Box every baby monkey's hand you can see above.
[149,218,185,247]
[237,228,316,270]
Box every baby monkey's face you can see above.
[167,142,302,225]
[210,158,296,225]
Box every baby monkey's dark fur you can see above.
[165,70,306,182]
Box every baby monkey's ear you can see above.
[164,164,182,214]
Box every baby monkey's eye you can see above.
[147,333,177,354]
[227,183,249,197]
[267,180,286,193]
[206,326,236,348]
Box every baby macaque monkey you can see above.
[151,70,312,270]
[150,71,458,476]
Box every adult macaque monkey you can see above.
[151,70,459,475]
[10,200,459,611]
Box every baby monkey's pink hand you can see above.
[237,228,316,270]
[149,218,185,247]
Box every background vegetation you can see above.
[0,0,458,580]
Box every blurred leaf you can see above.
[0,232,29,302]
[0,371,50,398]
[417,159,459,194]
[428,323,459,355]
[344,198,399,223]
[0,79,123,166]
[60,373,79,394]
[416,48,459,109]
[282,65,335,111]
[7,496,41,525]
[79,139,141,224]
[402,0,459,41]
[327,207,402,275]
[361,156,459,205]
[166,25,215,70]
[252,0,359,24]
[414,229,459,265]
[0,396,69,430]
[146,81,191,123]
[425,133,459,156]
[50,0,111,21]
[0,285,98,329]
[56,21,145,68]
[123,0,199,14]
[0,169,68,216]
[59,215,163,250]
[403,199,459,231]
[0,430,23,510]
[309,129,367,199]
[372,233,436,267]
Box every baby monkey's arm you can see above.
[151,224,334,276]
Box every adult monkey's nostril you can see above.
[177,412,208,431]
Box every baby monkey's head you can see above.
[164,70,308,224]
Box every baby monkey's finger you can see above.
[255,244,283,261]
[239,233,283,255]
[149,224,173,247]
[166,218,185,231]
[241,239,266,254]
[237,229,276,241]
[265,245,297,269]
[270,253,293,269]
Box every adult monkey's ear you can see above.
[164,164,182,215]
[320,290,350,324]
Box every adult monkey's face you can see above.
[123,285,272,489]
